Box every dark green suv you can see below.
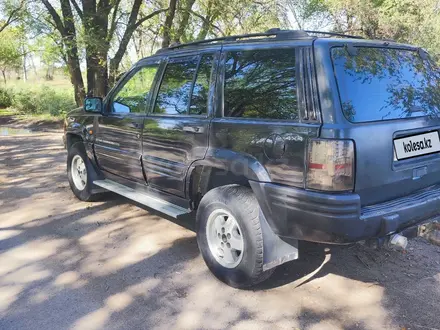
[64,29,440,288]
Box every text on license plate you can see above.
[394,131,440,160]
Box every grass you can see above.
[0,108,17,116]
[0,107,64,121]
[0,75,76,118]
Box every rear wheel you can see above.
[67,142,97,202]
[196,184,275,288]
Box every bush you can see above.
[12,87,76,116]
[13,90,38,113]
[0,87,13,108]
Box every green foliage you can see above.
[0,28,22,78]
[0,0,27,34]
[321,0,440,53]
[11,87,76,116]
[15,0,440,118]
[280,0,329,29]
[0,87,13,107]
[36,35,65,66]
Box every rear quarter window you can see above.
[332,46,440,122]
[223,49,298,120]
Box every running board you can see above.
[93,179,189,218]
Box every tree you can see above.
[0,28,22,83]
[0,0,26,34]
[36,35,65,80]
[42,0,167,98]
[41,0,85,106]
[279,0,329,30]
[162,0,178,48]
[173,0,196,43]
[108,4,168,86]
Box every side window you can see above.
[111,65,158,114]
[224,49,298,120]
[189,55,214,115]
[154,58,198,115]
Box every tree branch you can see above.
[108,0,122,41]
[41,0,66,36]
[188,9,225,37]
[0,0,26,34]
[69,0,83,20]
[162,0,177,48]
[132,8,168,30]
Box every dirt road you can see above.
[1,129,439,330]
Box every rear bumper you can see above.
[250,181,440,244]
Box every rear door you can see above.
[331,45,440,205]
[142,52,218,196]
[94,62,159,183]
[210,43,319,189]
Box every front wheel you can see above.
[196,184,275,288]
[67,142,97,202]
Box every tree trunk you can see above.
[60,0,85,104]
[82,0,111,97]
[95,51,108,97]
[30,54,38,76]
[42,0,86,106]
[2,70,6,84]
[174,0,196,43]
[67,55,86,105]
[162,0,178,48]
[197,17,211,40]
[22,53,27,82]
[196,0,217,40]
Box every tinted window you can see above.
[224,49,298,119]
[332,47,440,122]
[189,55,213,115]
[112,65,158,113]
[154,58,198,115]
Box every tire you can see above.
[67,142,97,202]
[196,184,275,288]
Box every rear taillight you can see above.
[306,139,355,192]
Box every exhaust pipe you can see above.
[388,233,408,250]
[363,220,440,250]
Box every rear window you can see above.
[332,47,440,123]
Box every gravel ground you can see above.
[0,129,439,330]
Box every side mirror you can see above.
[84,97,103,113]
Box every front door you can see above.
[94,62,159,183]
[142,53,218,196]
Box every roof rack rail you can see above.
[304,30,364,39]
[155,29,363,54]
[156,29,310,54]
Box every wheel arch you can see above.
[65,133,83,151]
[66,133,104,183]
[185,150,271,208]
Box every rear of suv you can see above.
[64,29,440,288]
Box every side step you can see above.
[93,179,189,218]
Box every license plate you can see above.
[394,131,440,160]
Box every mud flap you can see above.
[260,209,299,271]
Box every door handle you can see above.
[183,126,204,134]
